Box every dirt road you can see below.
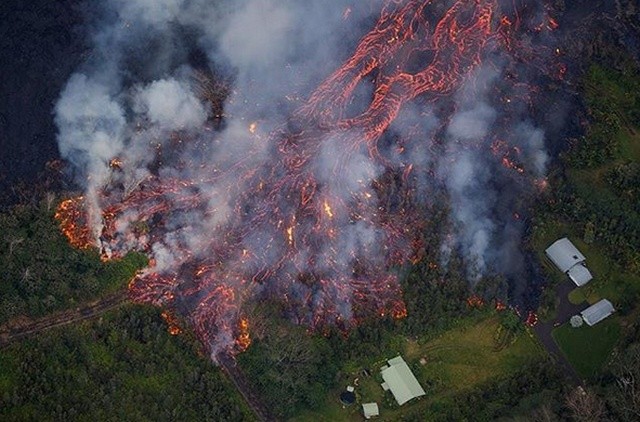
[0,290,129,348]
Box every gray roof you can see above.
[380,356,425,406]
[568,264,593,287]
[581,299,615,326]
[545,238,586,273]
[362,402,379,418]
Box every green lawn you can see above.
[292,316,543,421]
[552,318,621,378]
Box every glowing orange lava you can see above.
[57,0,560,355]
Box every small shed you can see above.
[545,238,593,286]
[380,356,426,406]
[581,299,615,326]
[362,402,379,419]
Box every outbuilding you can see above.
[380,356,425,406]
[545,237,593,286]
[362,402,379,419]
[581,299,615,326]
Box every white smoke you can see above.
[53,0,558,352]
[438,63,549,282]
[218,0,293,70]
[134,78,208,131]
[55,73,125,185]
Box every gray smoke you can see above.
[54,0,558,352]
[437,63,549,283]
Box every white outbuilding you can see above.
[362,402,379,419]
[580,299,615,326]
[380,356,425,406]
[545,238,593,286]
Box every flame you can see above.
[501,157,525,174]
[323,201,334,218]
[466,295,484,308]
[56,0,554,356]
[235,317,251,351]
[161,310,182,335]
[109,157,123,169]
[286,225,294,245]
[55,197,94,249]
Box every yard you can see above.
[291,315,543,421]
[552,318,621,378]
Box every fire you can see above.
[57,0,557,356]
[235,317,251,351]
[323,201,333,219]
[286,225,294,245]
[501,157,525,174]
[161,310,182,336]
[534,178,549,192]
[55,197,94,249]
[467,295,485,308]
[392,304,408,319]
[109,157,123,169]
[525,310,538,326]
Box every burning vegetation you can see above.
[55,0,566,357]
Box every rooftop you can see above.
[362,402,379,419]
[581,299,615,326]
[380,355,426,406]
[567,264,593,287]
[545,237,586,273]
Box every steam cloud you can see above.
[55,0,560,354]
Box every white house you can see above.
[545,238,593,286]
[380,356,425,406]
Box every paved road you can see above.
[532,279,589,385]
[0,291,129,348]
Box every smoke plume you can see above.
[55,0,563,355]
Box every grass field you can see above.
[291,315,543,421]
[552,318,621,378]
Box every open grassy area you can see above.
[552,318,621,378]
[291,315,543,421]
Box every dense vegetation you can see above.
[555,63,640,272]
[237,308,337,419]
[0,305,253,421]
[404,359,567,421]
[531,49,640,420]
[0,198,147,324]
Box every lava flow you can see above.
[56,0,562,356]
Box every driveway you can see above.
[532,279,589,385]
